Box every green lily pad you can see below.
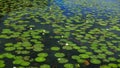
[22,41,32,47]
[54,53,65,57]
[20,61,30,66]
[100,65,110,68]
[64,63,74,68]
[57,58,68,63]
[37,53,48,57]
[105,51,114,55]
[51,46,60,51]
[13,59,23,64]
[90,59,101,64]
[21,50,30,54]
[77,59,85,63]
[4,47,15,51]
[0,60,5,67]
[71,55,80,60]
[0,35,9,39]
[79,54,89,59]
[62,45,73,50]
[77,49,87,53]
[2,29,13,34]
[0,54,4,59]
[40,64,50,68]
[3,53,15,58]
[35,57,46,62]
[33,44,43,52]
[108,63,117,68]
[5,43,13,47]
[108,57,116,62]
[97,54,106,59]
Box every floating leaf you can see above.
[35,57,46,62]
[57,58,68,63]
[51,46,60,51]
[54,53,65,58]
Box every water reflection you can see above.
[54,0,120,14]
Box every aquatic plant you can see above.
[20,61,30,66]
[0,35,9,39]
[5,43,13,47]
[0,0,120,67]
[54,53,65,57]
[33,44,44,52]
[64,63,74,68]
[57,58,68,63]
[35,57,46,62]
[97,54,106,59]
[79,54,89,59]
[105,51,114,55]
[23,56,30,61]
[118,64,120,67]
[117,59,120,63]
[37,53,48,57]
[62,45,73,50]
[108,63,118,68]
[51,46,60,51]
[40,64,50,68]
[16,47,24,50]
[21,41,32,47]
[77,49,87,53]
[90,59,101,64]
[21,50,30,54]
[13,58,23,64]
[77,59,85,63]
[102,59,110,63]
[3,53,15,59]
[94,50,103,53]
[71,55,80,60]
[4,47,15,51]
[2,29,13,34]
[85,52,93,55]
[0,0,48,19]
[108,57,116,62]
[0,54,4,59]
[0,60,5,67]
[72,46,80,50]
[100,65,110,68]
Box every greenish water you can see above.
[0,0,120,68]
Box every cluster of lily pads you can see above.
[0,0,48,19]
[0,0,120,68]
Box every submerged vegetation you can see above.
[0,0,120,68]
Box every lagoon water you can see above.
[54,0,120,16]
[0,0,120,68]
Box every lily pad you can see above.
[0,60,5,67]
[108,63,117,68]
[40,64,50,68]
[54,53,65,57]
[51,46,60,51]
[90,59,101,64]
[35,57,46,62]
[79,54,89,59]
[20,61,30,66]
[37,53,48,57]
[4,47,15,51]
[64,63,74,68]
[57,58,68,63]
[62,45,73,50]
